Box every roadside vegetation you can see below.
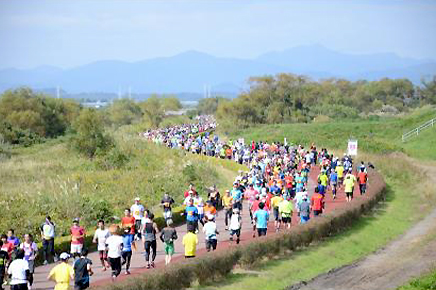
[398,269,436,290]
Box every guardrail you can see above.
[402,117,436,142]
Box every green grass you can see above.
[194,153,436,290]
[222,105,436,160]
[398,269,436,290]
[0,131,237,239]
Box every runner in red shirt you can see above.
[70,218,86,255]
[184,184,197,198]
[357,168,368,195]
[121,208,136,235]
[311,188,325,216]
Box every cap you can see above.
[73,218,80,223]
[59,252,70,260]
[134,197,141,201]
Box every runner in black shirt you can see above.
[73,249,93,290]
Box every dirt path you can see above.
[288,160,436,290]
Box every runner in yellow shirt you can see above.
[344,170,357,202]
[47,252,74,290]
[271,193,284,231]
[182,228,198,258]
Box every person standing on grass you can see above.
[47,252,74,290]
[130,197,145,240]
[278,195,293,229]
[141,213,159,269]
[105,225,123,282]
[0,240,8,290]
[19,234,37,289]
[92,220,110,272]
[70,218,86,256]
[357,167,368,195]
[182,226,198,259]
[253,202,269,237]
[8,250,29,290]
[344,169,357,202]
[41,216,57,265]
[203,215,219,252]
[229,208,242,244]
[159,220,178,265]
[73,249,93,290]
[121,227,135,275]
[311,188,325,216]
[299,195,311,224]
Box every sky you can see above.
[0,0,435,69]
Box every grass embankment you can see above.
[0,131,237,239]
[398,269,436,290]
[224,105,436,161]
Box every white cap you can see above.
[59,252,70,260]
[134,197,141,201]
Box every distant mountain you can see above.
[0,45,435,98]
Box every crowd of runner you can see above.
[0,116,369,290]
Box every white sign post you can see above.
[347,139,358,156]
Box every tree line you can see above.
[196,74,436,130]
[0,88,183,158]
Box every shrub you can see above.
[70,108,113,158]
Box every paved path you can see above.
[31,165,351,290]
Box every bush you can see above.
[95,146,130,170]
[70,108,113,158]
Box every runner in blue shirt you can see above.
[253,202,269,237]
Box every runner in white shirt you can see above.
[105,226,124,281]
[130,197,145,240]
[19,234,38,288]
[8,250,29,289]
[93,220,110,271]
[193,194,205,226]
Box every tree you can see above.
[0,88,81,145]
[106,99,142,127]
[70,108,113,158]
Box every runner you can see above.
[47,252,74,290]
[92,220,110,272]
[203,200,217,220]
[182,227,198,259]
[40,216,56,265]
[270,193,284,231]
[344,169,357,202]
[105,225,123,282]
[231,182,243,211]
[130,198,145,240]
[8,250,29,290]
[0,235,13,266]
[222,190,233,230]
[336,162,345,186]
[73,249,93,290]
[159,220,178,265]
[278,195,293,229]
[121,227,135,275]
[70,219,85,256]
[311,188,325,216]
[160,193,175,223]
[329,169,338,199]
[7,230,20,257]
[299,195,311,224]
[229,208,242,244]
[19,234,37,289]
[121,209,136,236]
[203,215,219,252]
[141,213,159,269]
[253,202,269,237]
[182,198,199,233]
[357,167,368,195]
